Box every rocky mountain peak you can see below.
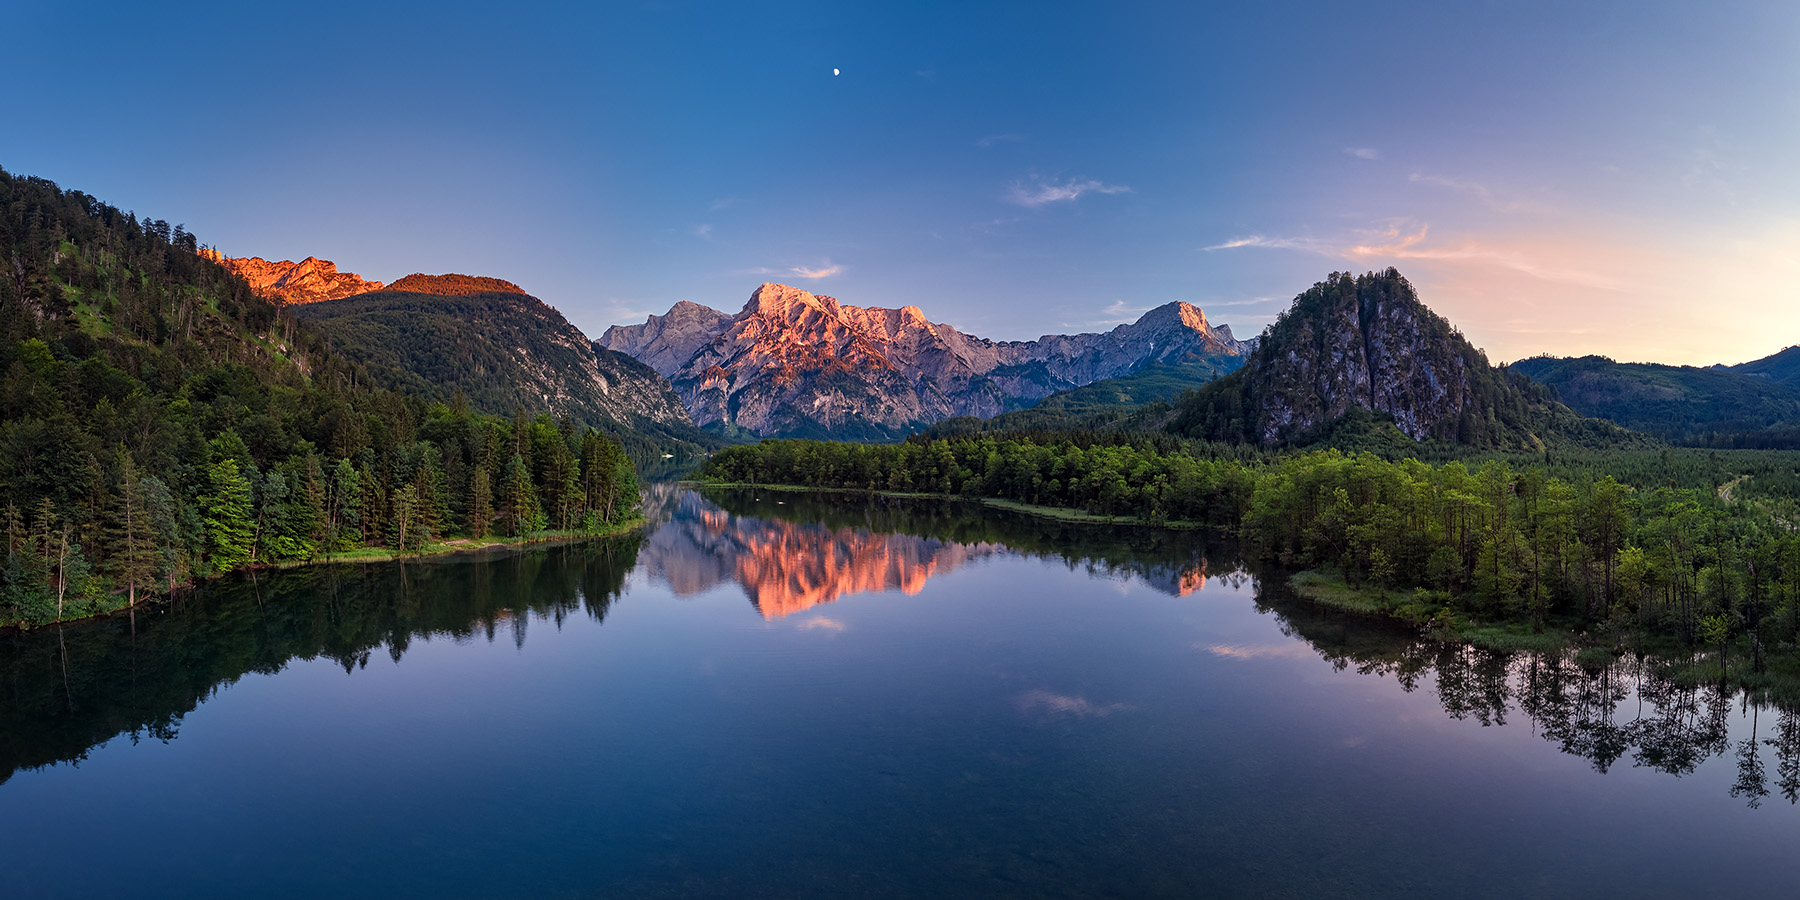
[197,249,384,304]
[744,282,839,319]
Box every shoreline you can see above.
[689,481,1208,528]
[0,517,647,633]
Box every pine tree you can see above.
[200,457,254,573]
[468,464,494,538]
[499,452,542,537]
[107,450,159,606]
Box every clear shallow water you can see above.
[4,486,1799,898]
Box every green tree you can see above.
[201,457,254,573]
[107,450,159,606]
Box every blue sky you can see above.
[6,0,1796,364]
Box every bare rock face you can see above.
[1168,268,1619,449]
[599,300,734,378]
[599,282,1252,438]
[197,249,383,304]
[1244,269,1480,443]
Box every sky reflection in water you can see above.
[3,486,1798,898]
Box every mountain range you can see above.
[600,282,1253,439]
[180,250,1794,451]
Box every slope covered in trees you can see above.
[0,166,642,628]
[1731,346,1800,386]
[294,285,721,460]
[926,361,1223,436]
[1509,354,1800,447]
[1169,270,1642,450]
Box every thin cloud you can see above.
[1016,690,1132,718]
[1207,296,1285,308]
[1201,642,1311,660]
[693,224,712,237]
[977,133,1025,148]
[1202,234,1322,252]
[1344,146,1381,160]
[1205,221,1619,291]
[1409,172,1556,214]
[790,262,842,279]
[1007,176,1132,208]
[798,616,846,632]
[731,266,780,276]
[709,197,740,212]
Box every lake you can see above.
[4,485,1798,898]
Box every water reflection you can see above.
[640,486,1226,619]
[0,537,640,784]
[635,490,1001,618]
[4,486,1800,807]
[1254,584,1796,805]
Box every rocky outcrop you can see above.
[1248,269,1479,443]
[198,249,383,304]
[1170,268,1631,449]
[599,283,1252,437]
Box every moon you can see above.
[832,68,840,76]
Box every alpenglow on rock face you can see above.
[599,283,1253,438]
[197,249,384,304]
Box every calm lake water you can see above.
[5,486,1800,898]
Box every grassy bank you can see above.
[3,516,646,632]
[693,481,1206,528]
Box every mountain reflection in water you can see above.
[2,485,1798,808]
[634,488,1214,619]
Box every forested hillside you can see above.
[1510,354,1800,447]
[926,361,1221,436]
[0,167,641,628]
[1731,346,1800,386]
[293,284,720,459]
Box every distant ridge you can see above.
[384,273,528,297]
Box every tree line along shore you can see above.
[701,435,1800,692]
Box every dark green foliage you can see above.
[927,361,1223,436]
[1511,354,1800,447]
[1731,346,1800,386]
[0,166,644,626]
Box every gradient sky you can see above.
[6,0,1796,365]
